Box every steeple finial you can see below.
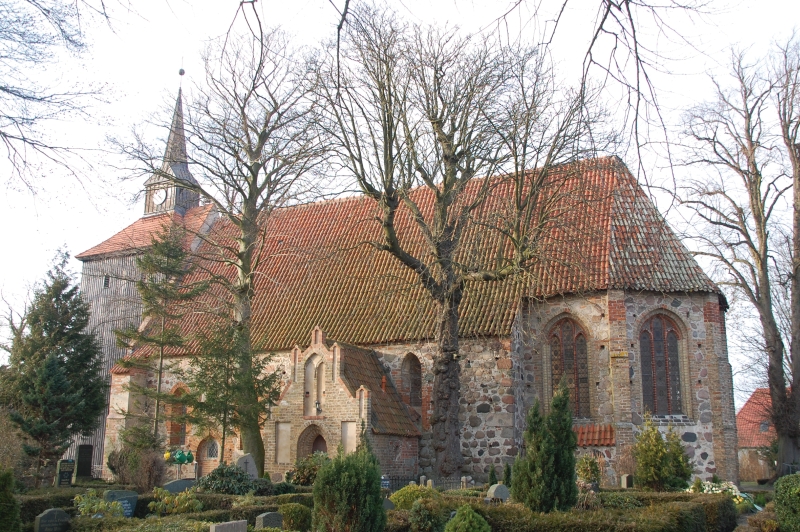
[162,87,187,169]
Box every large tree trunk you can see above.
[431,287,464,477]
[786,142,800,472]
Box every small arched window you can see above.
[206,440,219,459]
[401,354,422,408]
[550,319,590,418]
[640,315,683,415]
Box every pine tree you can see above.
[488,465,497,486]
[632,414,669,491]
[0,254,106,487]
[115,222,207,445]
[182,322,281,464]
[0,467,21,532]
[511,381,577,512]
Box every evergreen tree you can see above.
[312,427,386,532]
[511,381,577,512]
[632,415,668,491]
[0,254,106,487]
[488,466,497,486]
[182,322,281,463]
[115,223,207,445]
[503,462,512,486]
[0,467,21,532]
[665,426,693,488]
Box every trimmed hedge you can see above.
[602,491,736,532]
[776,473,800,532]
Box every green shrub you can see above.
[574,490,602,510]
[503,463,512,487]
[17,491,78,523]
[633,418,692,492]
[386,509,412,532]
[409,498,446,532]
[280,502,312,532]
[272,481,296,495]
[488,467,497,486]
[749,501,780,532]
[599,492,643,509]
[577,455,601,484]
[251,477,273,496]
[390,484,443,510]
[73,489,124,517]
[287,452,329,486]
[776,473,800,532]
[444,504,490,532]
[512,382,577,513]
[312,437,385,532]
[196,463,255,495]
[148,487,203,516]
[0,468,21,532]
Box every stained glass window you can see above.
[550,319,590,418]
[639,316,682,415]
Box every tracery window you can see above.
[550,319,590,418]
[205,440,219,459]
[639,315,683,415]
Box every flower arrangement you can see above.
[687,479,755,508]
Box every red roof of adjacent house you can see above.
[737,388,775,449]
[112,157,719,367]
[76,204,214,260]
[574,423,615,447]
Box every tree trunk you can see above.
[431,287,464,477]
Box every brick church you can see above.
[74,90,739,484]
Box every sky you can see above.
[0,0,798,406]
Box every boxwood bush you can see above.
[444,505,490,532]
[390,484,442,510]
[280,502,312,532]
[776,473,800,532]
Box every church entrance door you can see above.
[297,425,328,459]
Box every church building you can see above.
[77,91,739,485]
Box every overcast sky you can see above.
[0,0,797,406]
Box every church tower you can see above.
[143,89,201,216]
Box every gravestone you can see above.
[162,478,196,494]
[621,474,633,489]
[460,476,467,489]
[55,460,74,488]
[210,520,247,532]
[104,489,138,518]
[75,444,93,478]
[236,453,258,480]
[34,508,70,532]
[383,498,395,510]
[255,512,283,529]
[426,479,433,488]
[380,476,390,490]
[487,483,510,502]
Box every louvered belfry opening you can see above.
[640,315,683,415]
[550,319,591,418]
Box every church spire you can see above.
[161,88,188,170]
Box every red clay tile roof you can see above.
[76,205,214,260]
[338,343,419,437]
[113,157,719,366]
[574,423,615,447]
[737,388,775,449]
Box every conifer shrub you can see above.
[503,463,512,487]
[312,435,385,532]
[196,464,255,495]
[409,497,446,532]
[576,455,601,485]
[280,502,312,532]
[444,504,490,532]
[511,381,577,513]
[389,484,442,510]
[776,473,800,532]
[633,417,692,491]
[0,467,21,532]
[488,466,497,486]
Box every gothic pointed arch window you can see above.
[639,315,683,415]
[550,319,590,418]
[401,353,422,408]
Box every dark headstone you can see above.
[380,476,390,490]
[104,489,138,518]
[162,479,196,494]
[236,453,258,480]
[210,520,247,532]
[34,508,70,532]
[383,498,395,510]
[55,460,74,488]
[76,445,93,478]
[255,512,283,529]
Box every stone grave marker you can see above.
[621,474,633,489]
[34,508,70,532]
[383,498,395,510]
[487,483,510,502]
[255,512,283,529]
[162,478,196,494]
[210,520,247,532]
[236,453,258,480]
[104,489,138,518]
[55,460,74,488]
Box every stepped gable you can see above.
[337,342,420,437]
[737,388,775,449]
[76,204,214,261]
[115,156,720,367]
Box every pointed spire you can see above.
[162,88,187,170]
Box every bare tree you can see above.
[122,7,324,476]
[679,38,800,471]
[314,5,608,476]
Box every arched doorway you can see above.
[197,438,220,477]
[297,425,328,459]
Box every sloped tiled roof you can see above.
[737,388,775,449]
[337,343,419,437]
[76,204,214,260]
[574,423,615,447]
[112,157,719,366]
